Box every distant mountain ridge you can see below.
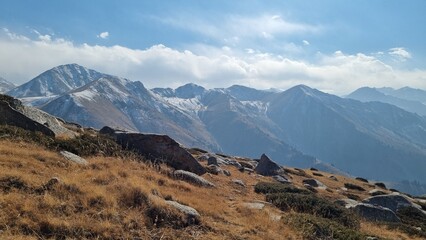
[347,87,426,116]
[8,64,426,194]
[0,77,16,93]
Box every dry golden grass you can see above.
[0,139,419,239]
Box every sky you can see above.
[1,0,426,95]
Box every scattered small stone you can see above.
[329,175,338,181]
[173,170,215,188]
[312,172,323,177]
[197,155,209,162]
[223,169,231,176]
[310,167,318,171]
[304,184,318,193]
[303,178,326,189]
[344,183,365,191]
[205,165,222,175]
[165,200,200,225]
[232,179,246,187]
[273,175,292,184]
[242,202,265,210]
[60,151,88,165]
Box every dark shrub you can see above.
[266,192,359,228]
[288,213,365,240]
[254,182,311,195]
[374,182,387,189]
[344,183,366,191]
[355,177,368,183]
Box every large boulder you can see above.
[100,126,206,175]
[173,170,215,188]
[0,101,54,136]
[350,203,400,223]
[165,200,200,225]
[254,154,282,176]
[362,194,421,213]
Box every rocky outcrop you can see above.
[350,203,400,223]
[173,170,215,188]
[362,194,420,213]
[0,101,55,136]
[254,154,282,176]
[100,126,206,175]
[60,151,88,165]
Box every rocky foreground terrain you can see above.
[1,94,426,239]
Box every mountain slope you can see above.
[41,75,220,152]
[0,77,16,93]
[7,64,104,98]
[378,87,426,104]
[266,85,426,184]
[347,87,426,116]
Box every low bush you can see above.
[254,182,311,195]
[287,213,365,240]
[266,192,359,228]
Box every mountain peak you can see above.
[175,83,206,99]
[0,76,16,93]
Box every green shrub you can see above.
[254,182,311,195]
[287,213,365,240]
[266,192,359,228]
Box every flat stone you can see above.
[60,151,88,165]
[173,170,215,188]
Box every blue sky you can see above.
[1,0,426,94]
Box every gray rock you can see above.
[273,175,292,184]
[329,175,338,181]
[362,194,420,213]
[232,179,246,187]
[254,154,282,176]
[242,202,265,210]
[335,198,359,208]
[18,106,76,137]
[302,178,326,189]
[205,164,222,175]
[239,161,256,169]
[350,203,400,223]
[304,184,318,193]
[197,155,209,162]
[60,151,88,165]
[100,126,206,175]
[369,189,387,196]
[207,156,222,166]
[165,200,200,225]
[0,101,55,136]
[173,170,215,188]
[223,169,231,176]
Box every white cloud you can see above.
[0,29,425,95]
[303,40,310,46]
[388,47,411,61]
[97,31,109,39]
[159,14,320,44]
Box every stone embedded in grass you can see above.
[303,178,327,189]
[232,179,246,187]
[329,175,338,181]
[374,182,387,189]
[173,170,215,188]
[273,175,292,184]
[350,203,401,223]
[369,189,387,196]
[60,151,88,165]
[165,200,200,225]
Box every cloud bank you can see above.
[0,28,424,95]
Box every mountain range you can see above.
[6,64,426,194]
[0,77,16,93]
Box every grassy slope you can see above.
[0,139,422,239]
